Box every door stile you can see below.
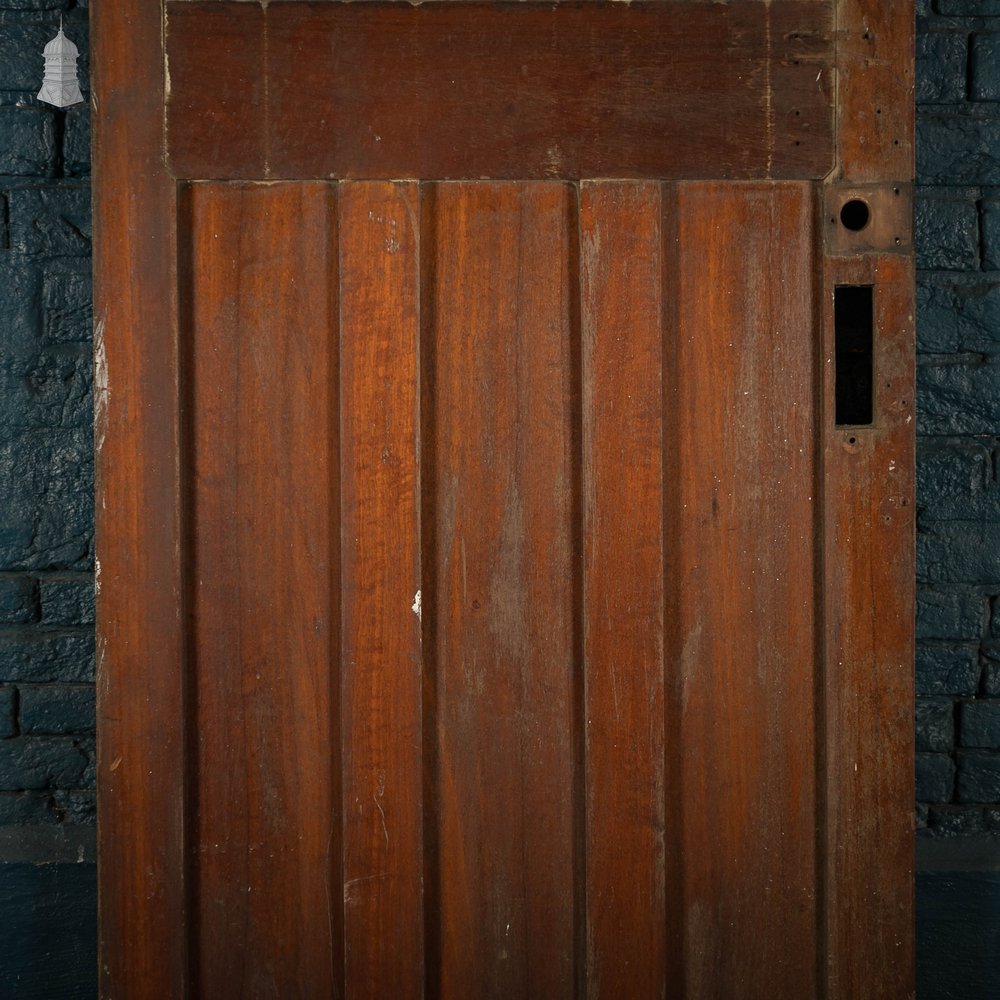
[93,0,189,994]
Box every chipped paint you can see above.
[411,589,421,619]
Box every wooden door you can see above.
[93,2,915,997]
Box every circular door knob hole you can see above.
[840,199,870,232]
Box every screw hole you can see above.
[848,436,857,445]
[840,199,870,232]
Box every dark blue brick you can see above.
[960,699,1000,746]
[0,427,93,570]
[973,34,1000,101]
[957,750,1000,801]
[917,752,956,802]
[0,633,93,683]
[0,260,42,351]
[917,277,1000,355]
[918,32,968,104]
[938,0,1000,13]
[917,698,956,751]
[917,589,985,639]
[0,348,93,430]
[8,185,90,257]
[919,522,1000,586]
[0,575,37,624]
[0,107,54,176]
[979,201,1000,270]
[916,193,979,270]
[41,269,91,344]
[916,641,981,695]
[0,685,15,737]
[19,684,94,734]
[918,113,1000,185]
[917,445,999,522]
[63,108,89,177]
[926,805,987,835]
[917,361,1000,435]
[38,576,93,626]
[0,0,71,10]
[984,647,1000,694]
[0,735,92,790]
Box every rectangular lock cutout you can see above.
[834,285,874,426]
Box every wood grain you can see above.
[835,0,915,182]
[167,0,834,181]
[580,181,667,998]
[821,253,916,999]
[668,182,819,998]
[92,0,187,992]
[338,182,425,999]
[186,182,341,998]
[425,183,578,999]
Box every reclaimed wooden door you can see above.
[93,1,915,997]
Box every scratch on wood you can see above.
[374,770,389,847]
[94,316,109,458]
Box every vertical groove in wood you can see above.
[338,181,424,999]
[580,180,667,999]
[567,185,588,1000]
[429,183,577,1000]
[822,254,915,1000]
[670,182,818,999]
[187,182,341,998]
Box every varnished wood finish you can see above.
[424,183,578,999]
[166,1,834,181]
[339,182,424,998]
[579,182,667,997]
[97,0,915,995]
[186,183,340,997]
[821,254,916,999]
[92,0,187,995]
[669,183,819,997]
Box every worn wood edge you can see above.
[818,244,916,999]
[93,0,188,994]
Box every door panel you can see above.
[94,1,915,997]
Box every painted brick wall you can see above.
[916,0,1000,838]
[0,1,95,994]
[0,0,93,831]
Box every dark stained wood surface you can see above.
[579,181,667,997]
[338,182,425,999]
[821,253,916,1000]
[425,183,578,999]
[668,182,819,997]
[166,1,835,181]
[185,183,341,998]
[97,0,915,995]
[92,0,188,994]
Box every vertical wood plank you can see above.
[580,181,666,998]
[187,183,341,998]
[93,0,187,994]
[668,183,819,998]
[427,182,577,999]
[822,254,915,1000]
[338,182,424,998]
